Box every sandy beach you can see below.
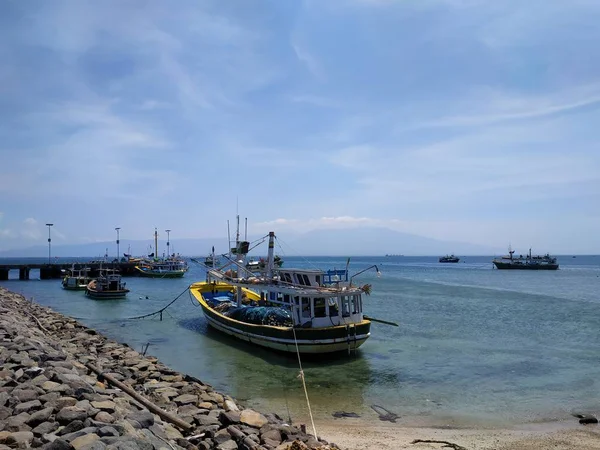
[315,418,600,450]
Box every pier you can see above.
[0,261,141,280]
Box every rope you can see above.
[70,285,191,321]
[291,327,318,440]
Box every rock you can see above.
[57,420,85,436]
[195,416,220,427]
[91,401,116,413]
[223,400,239,413]
[27,407,54,426]
[44,438,75,450]
[97,427,119,438]
[70,434,99,450]
[213,429,232,445]
[12,389,39,403]
[59,427,98,443]
[55,397,78,409]
[216,441,237,450]
[0,407,11,421]
[197,402,213,410]
[219,411,240,425]
[14,399,42,414]
[173,394,197,405]
[125,411,155,429]
[5,431,34,449]
[32,421,59,436]
[94,412,115,424]
[42,381,62,391]
[579,415,599,425]
[56,407,88,424]
[7,412,32,432]
[79,442,106,450]
[240,409,269,428]
[261,429,282,444]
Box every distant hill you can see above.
[0,227,501,257]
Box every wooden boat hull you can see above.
[85,288,129,299]
[493,261,559,270]
[190,282,371,354]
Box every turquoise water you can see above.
[2,255,600,427]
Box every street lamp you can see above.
[115,227,121,261]
[45,223,53,264]
[165,229,171,257]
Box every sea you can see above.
[1,255,600,428]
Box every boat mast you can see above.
[266,231,275,279]
[154,228,158,260]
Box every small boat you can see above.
[61,265,93,290]
[439,255,460,263]
[134,229,188,278]
[246,255,283,272]
[190,231,380,354]
[204,247,220,267]
[85,268,129,299]
[493,247,559,270]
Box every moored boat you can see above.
[439,255,460,263]
[189,231,380,354]
[246,255,283,272]
[61,265,93,290]
[134,229,188,278]
[85,268,129,299]
[493,247,559,270]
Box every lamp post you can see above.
[115,227,121,261]
[165,229,171,257]
[45,223,53,264]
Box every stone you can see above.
[70,434,99,450]
[7,412,32,432]
[173,394,197,405]
[178,405,201,417]
[240,409,268,428]
[56,407,88,424]
[91,401,116,413]
[42,381,62,391]
[219,411,240,425]
[79,442,106,450]
[261,429,282,444]
[14,399,42,414]
[94,412,115,424]
[216,441,237,450]
[125,411,154,429]
[0,407,11,421]
[213,429,232,445]
[57,420,85,436]
[195,415,220,427]
[5,431,34,449]
[197,402,213,410]
[60,427,98,443]
[97,427,119,438]
[32,421,59,436]
[223,400,239,413]
[27,407,54,426]
[56,397,78,409]
[12,389,38,403]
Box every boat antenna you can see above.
[227,220,231,257]
[244,217,248,241]
[154,228,158,260]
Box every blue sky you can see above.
[1,0,599,254]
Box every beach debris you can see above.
[370,404,399,422]
[331,411,361,418]
[572,412,598,425]
[411,439,468,450]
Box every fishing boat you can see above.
[493,247,559,270]
[61,265,92,290]
[190,231,381,354]
[246,255,283,272]
[203,247,220,267]
[134,229,188,278]
[85,268,129,299]
[439,254,460,263]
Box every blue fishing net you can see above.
[226,306,293,327]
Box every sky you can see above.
[1,0,599,254]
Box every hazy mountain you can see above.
[0,227,502,257]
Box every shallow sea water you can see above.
[2,254,599,427]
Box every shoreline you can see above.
[1,286,599,450]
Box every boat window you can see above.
[328,297,339,316]
[301,297,311,318]
[283,294,291,303]
[314,298,326,318]
[315,275,321,285]
[282,273,293,284]
[303,274,310,285]
[351,295,360,314]
[341,296,351,317]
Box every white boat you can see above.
[61,265,93,290]
[189,230,381,354]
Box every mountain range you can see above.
[0,227,503,257]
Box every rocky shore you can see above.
[0,287,338,450]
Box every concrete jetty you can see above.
[0,287,338,450]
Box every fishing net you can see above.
[226,306,293,327]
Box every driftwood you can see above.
[411,439,468,450]
[370,404,399,422]
[227,425,263,449]
[85,362,192,432]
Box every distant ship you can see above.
[439,254,460,263]
[492,247,559,270]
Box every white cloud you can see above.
[23,218,37,225]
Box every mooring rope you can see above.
[291,326,318,440]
